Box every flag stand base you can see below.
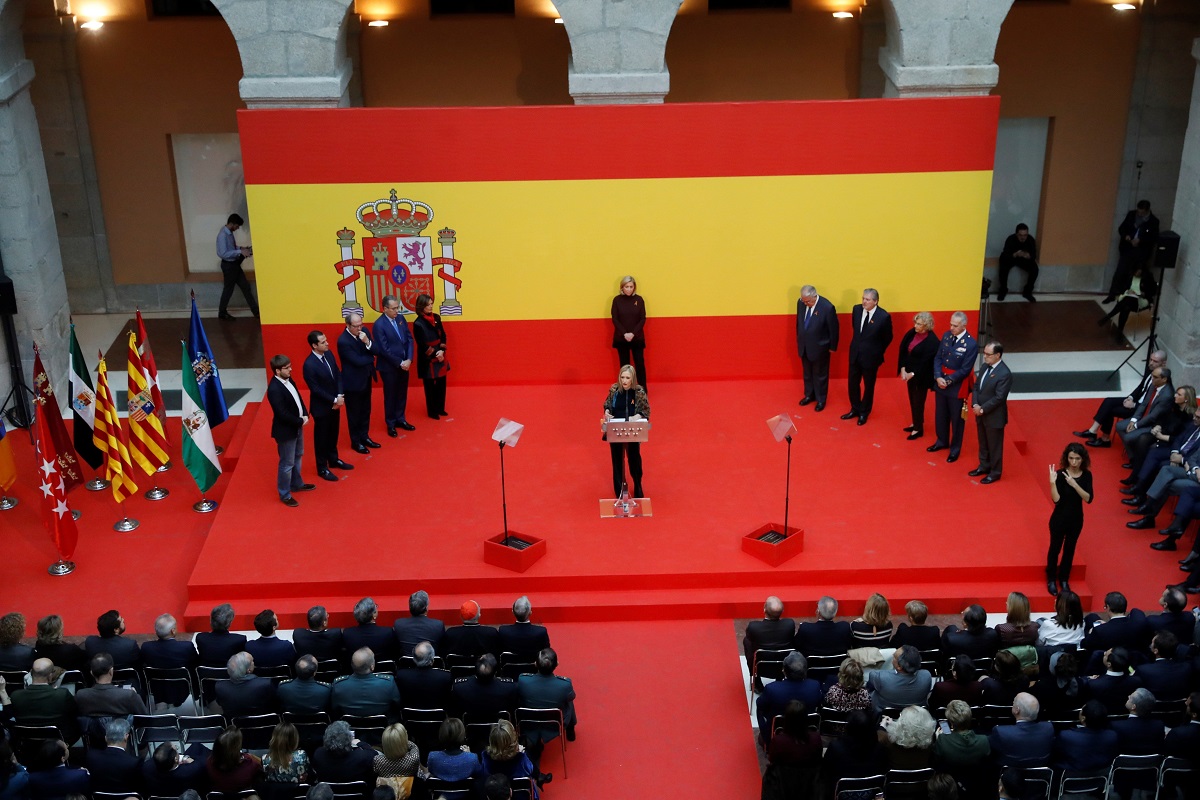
[86,479,109,492]
[157,461,171,473]
[193,498,218,514]
[71,509,80,520]
[215,445,225,455]
[144,486,169,501]
[48,560,76,576]
[0,495,16,510]
[113,517,140,532]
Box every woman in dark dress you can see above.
[1047,442,1093,597]
[603,364,650,498]
[610,275,647,391]
[412,293,449,420]
[896,311,939,441]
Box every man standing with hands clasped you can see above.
[267,355,315,507]
[796,285,839,412]
[338,313,382,454]
[373,295,416,437]
[842,288,893,426]
[969,341,1012,484]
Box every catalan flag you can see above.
[94,354,138,502]
[0,418,16,493]
[31,350,84,493]
[135,309,168,436]
[127,330,169,476]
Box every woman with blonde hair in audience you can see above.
[426,718,483,783]
[881,705,936,770]
[822,658,872,713]
[480,720,544,796]
[889,600,941,652]
[996,592,1039,647]
[373,723,420,797]
[31,615,86,672]
[931,701,990,795]
[262,722,309,785]
[851,593,893,647]
[206,726,262,792]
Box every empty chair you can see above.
[514,707,567,778]
[885,767,934,800]
[425,777,472,800]
[324,781,369,800]
[131,714,183,750]
[282,711,330,752]
[751,648,794,688]
[180,714,227,748]
[338,714,387,746]
[231,713,280,751]
[833,774,885,800]
[402,707,447,761]
[143,666,195,709]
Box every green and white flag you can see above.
[181,340,221,492]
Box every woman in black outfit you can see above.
[896,311,939,440]
[610,275,647,390]
[1047,442,1093,597]
[603,364,650,497]
[412,293,449,419]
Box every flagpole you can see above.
[0,495,15,510]
[86,471,110,491]
[157,461,172,472]
[113,500,139,531]
[47,559,75,576]
[193,494,218,513]
[144,481,168,501]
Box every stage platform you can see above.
[183,378,1100,630]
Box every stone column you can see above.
[212,0,355,108]
[878,0,1014,97]
[1157,38,1200,389]
[553,0,683,105]
[0,0,71,416]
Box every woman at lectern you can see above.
[603,364,650,498]
[611,275,647,390]
[413,293,449,419]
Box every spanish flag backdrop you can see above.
[239,97,998,385]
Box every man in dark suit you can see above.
[214,651,276,718]
[744,595,796,689]
[394,641,453,710]
[330,647,401,721]
[451,653,518,721]
[516,647,577,780]
[988,692,1054,768]
[930,311,978,463]
[84,609,140,670]
[337,312,381,454]
[293,605,345,663]
[373,294,416,437]
[1111,688,1166,755]
[1081,592,1150,667]
[941,605,1000,663]
[1104,199,1160,302]
[142,742,209,797]
[755,652,821,744]
[343,597,397,661]
[1164,691,1200,759]
[796,284,839,411]
[444,600,501,659]
[195,603,247,668]
[1127,425,1200,539]
[1118,366,1175,454]
[842,288,893,426]
[1074,350,1166,447]
[997,223,1039,302]
[793,596,852,657]
[1083,647,1144,715]
[76,652,149,717]
[86,718,143,793]
[277,654,332,715]
[1122,410,1198,501]
[245,609,297,671]
[1135,631,1192,700]
[303,329,353,481]
[8,658,79,743]
[498,596,550,662]
[393,590,446,658]
[969,340,1013,484]
[140,613,198,708]
[267,354,315,507]
[1147,587,1195,645]
[27,740,91,798]
[1051,700,1119,775]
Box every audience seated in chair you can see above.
[498,596,551,662]
[293,605,345,664]
[392,591,445,659]
[793,596,852,657]
[278,654,332,716]
[245,609,298,671]
[196,604,248,668]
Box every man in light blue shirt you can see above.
[216,212,259,320]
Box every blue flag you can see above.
[187,296,229,428]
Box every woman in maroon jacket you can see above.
[611,275,647,390]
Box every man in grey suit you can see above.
[866,645,932,712]
[969,341,1013,484]
[1118,366,1174,450]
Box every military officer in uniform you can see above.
[451,653,518,738]
[277,654,332,716]
[928,311,978,463]
[516,647,577,774]
[329,648,401,721]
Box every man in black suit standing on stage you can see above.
[842,288,893,426]
[373,295,416,437]
[969,341,1012,484]
[303,330,353,482]
[337,313,381,455]
[796,284,839,412]
[267,354,315,507]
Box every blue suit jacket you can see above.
[755,677,823,740]
[1111,715,1166,755]
[1134,658,1193,700]
[244,636,298,670]
[988,720,1055,767]
[373,313,414,372]
[1053,727,1119,774]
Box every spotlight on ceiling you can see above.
[832,11,855,19]
[80,19,104,29]
[367,19,389,27]
[1112,2,1137,9]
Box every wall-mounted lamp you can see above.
[554,18,564,24]
[1112,2,1137,9]
[80,19,104,29]
[367,19,388,27]
[832,11,855,19]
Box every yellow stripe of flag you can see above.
[127,331,169,475]
[94,356,138,503]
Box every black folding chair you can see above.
[514,706,567,778]
[231,712,280,751]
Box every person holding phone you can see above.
[1047,442,1093,598]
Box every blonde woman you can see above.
[610,275,647,390]
[851,593,894,647]
[602,364,650,498]
[996,591,1039,647]
[480,720,545,795]
[896,312,939,440]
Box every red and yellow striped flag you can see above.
[126,330,169,475]
[94,354,138,502]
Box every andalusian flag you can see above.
[0,419,16,493]
[94,355,138,502]
[69,324,103,470]
[180,341,221,493]
[126,331,169,476]
[135,309,168,436]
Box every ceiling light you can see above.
[1112,2,1136,9]
[80,19,103,29]
[554,18,564,24]
[367,19,388,27]
[832,11,854,19]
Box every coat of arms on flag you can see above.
[333,189,464,319]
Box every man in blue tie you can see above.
[373,294,416,437]
[303,330,354,482]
